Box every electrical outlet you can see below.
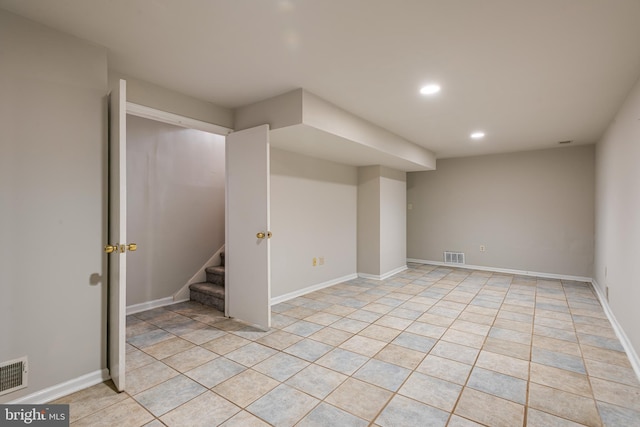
[312,257,317,267]
[480,245,486,252]
[319,257,325,265]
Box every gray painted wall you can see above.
[594,75,640,355]
[270,149,358,298]
[127,115,225,306]
[407,146,595,277]
[0,10,107,403]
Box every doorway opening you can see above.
[108,82,232,392]
[125,113,226,315]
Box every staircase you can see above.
[189,251,225,312]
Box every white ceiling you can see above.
[2,0,640,158]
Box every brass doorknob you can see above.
[256,232,266,239]
[105,243,137,253]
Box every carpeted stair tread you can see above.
[190,281,224,296]
[190,282,225,312]
[205,266,225,275]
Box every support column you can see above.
[357,166,407,279]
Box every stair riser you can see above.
[206,272,225,286]
[190,289,225,312]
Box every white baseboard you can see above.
[407,258,592,283]
[126,296,189,315]
[591,279,640,382]
[271,273,358,305]
[9,369,110,404]
[358,265,408,281]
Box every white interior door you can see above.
[108,79,127,391]
[226,124,271,330]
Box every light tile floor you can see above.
[53,264,640,426]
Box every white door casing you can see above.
[225,124,271,331]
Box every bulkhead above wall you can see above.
[234,88,436,172]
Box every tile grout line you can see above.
[523,279,537,427]
[448,272,514,427]
[102,266,637,426]
[566,279,605,427]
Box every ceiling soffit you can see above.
[235,89,436,172]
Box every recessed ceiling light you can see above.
[420,84,441,95]
[470,131,485,139]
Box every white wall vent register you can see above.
[444,251,465,265]
[0,356,27,396]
